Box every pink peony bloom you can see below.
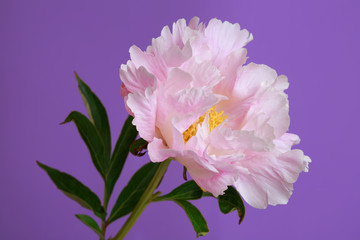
[120,17,310,209]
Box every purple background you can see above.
[1,0,359,239]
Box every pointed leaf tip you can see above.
[174,200,209,237]
[59,115,73,125]
[37,161,105,219]
[197,232,208,238]
[218,186,246,225]
[75,73,111,167]
[60,111,107,179]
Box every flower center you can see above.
[183,106,227,143]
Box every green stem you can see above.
[111,159,171,240]
[100,181,109,240]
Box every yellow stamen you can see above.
[182,106,227,143]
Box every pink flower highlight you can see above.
[120,17,310,209]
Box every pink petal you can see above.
[169,88,220,133]
[234,150,310,209]
[274,75,289,91]
[182,59,223,90]
[129,45,168,81]
[148,137,177,162]
[233,63,277,99]
[273,133,301,153]
[209,125,269,153]
[274,149,311,183]
[127,87,157,142]
[120,83,133,116]
[120,63,157,93]
[214,48,248,95]
[172,18,187,48]
[205,19,253,66]
[163,68,193,94]
[188,17,204,31]
[229,63,290,139]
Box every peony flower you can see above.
[120,17,310,209]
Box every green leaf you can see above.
[202,192,214,197]
[154,180,203,201]
[108,162,160,223]
[174,200,209,237]
[105,115,138,203]
[37,161,105,219]
[129,138,148,157]
[75,73,111,167]
[61,111,106,179]
[218,186,246,224]
[75,214,104,239]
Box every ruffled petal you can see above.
[182,59,223,90]
[273,133,300,153]
[226,63,290,139]
[274,150,311,183]
[188,17,204,31]
[176,151,233,196]
[120,62,157,93]
[127,87,157,142]
[169,88,221,133]
[129,45,168,81]
[214,48,248,95]
[234,150,310,209]
[151,25,192,68]
[148,137,176,162]
[233,63,277,99]
[209,125,269,153]
[163,68,193,94]
[120,83,133,116]
[172,18,187,48]
[205,18,253,66]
